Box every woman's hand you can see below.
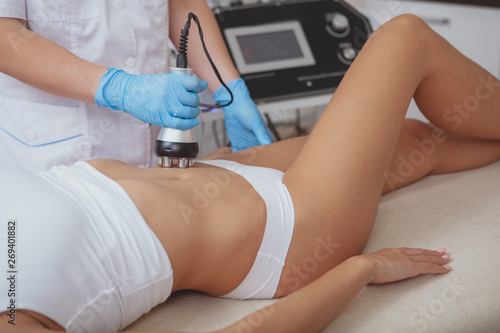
[219,247,451,333]
[360,247,451,284]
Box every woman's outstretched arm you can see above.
[219,247,450,333]
[5,248,450,333]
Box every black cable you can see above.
[264,113,281,142]
[176,13,234,109]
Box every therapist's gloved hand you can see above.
[95,68,208,129]
[213,79,274,152]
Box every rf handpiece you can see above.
[154,12,233,168]
[154,67,199,168]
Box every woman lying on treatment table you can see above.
[2,14,500,333]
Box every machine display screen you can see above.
[224,21,316,75]
[236,30,304,64]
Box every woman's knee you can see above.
[403,119,448,144]
[380,14,429,35]
[386,14,427,30]
[368,14,435,51]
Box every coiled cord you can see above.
[176,12,234,109]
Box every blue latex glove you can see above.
[213,79,274,152]
[95,68,208,129]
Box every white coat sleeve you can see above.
[0,0,26,20]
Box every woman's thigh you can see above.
[216,135,308,171]
[273,15,440,296]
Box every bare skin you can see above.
[2,14,500,333]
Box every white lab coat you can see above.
[0,0,170,172]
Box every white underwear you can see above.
[198,160,295,299]
[0,159,295,333]
[0,162,173,332]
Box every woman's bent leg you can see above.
[383,119,500,193]
[277,14,500,296]
[412,40,500,140]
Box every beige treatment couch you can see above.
[125,160,500,333]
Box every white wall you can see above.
[346,0,500,121]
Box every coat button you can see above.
[126,58,136,69]
[26,130,36,141]
[113,0,123,10]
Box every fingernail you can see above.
[436,248,447,254]
[443,265,452,270]
[441,254,450,260]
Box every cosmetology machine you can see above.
[213,0,373,102]
[155,0,373,167]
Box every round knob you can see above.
[330,13,349,33]
[332,13,349,32]
[326,12,350,37]
[342,45,357,61]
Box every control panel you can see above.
[213,0,373,102]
